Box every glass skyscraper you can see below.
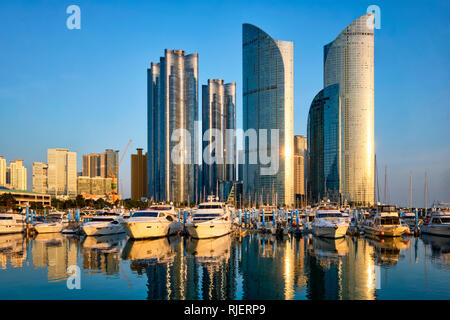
[309,13,375,205]
[148,49,198,204]
[201,79,236,198]
[307,84,340,202]
[242,24,294,206]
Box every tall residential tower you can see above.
[242,24,294,206]
[148,49,199,204]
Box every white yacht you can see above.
[400,210,419,230]
[185,196,232,239]
[123,205,182,239]
[82,212,125,236]
[311,206,349,238]
[0,213,25,234]
[421,208,450,237]
[33,214,65,234]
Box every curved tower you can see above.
[242,23,294,206]
[324,13,375,205]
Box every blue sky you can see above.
[0,0,449,206]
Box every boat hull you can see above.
[124,221,171,239]
[0,225,24,234]
[82,223,124,236]
[363,225,408,237]
[313,225,349,238]
[34,223,64,234]
[186,221,232,239]
[421,225,450,237]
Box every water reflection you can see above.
[81,234,127,276]
[0,232,449,299]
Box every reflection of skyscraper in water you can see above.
[32,235,78,281]
[0,234,27,269]
[81,236,124,276]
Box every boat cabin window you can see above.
[378,217,400,225]
[317,213,343,218]
[149,206,172,211]
[132,211,158,218]
[0,216,13,220]
[91,217,114,222]
[440,217,450,223]
[193,214,220,219]
[198,204,222,209]
[379,205,397,213]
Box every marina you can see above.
[0,202,449,300]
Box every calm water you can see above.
[0,232,449,300]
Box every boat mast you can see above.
[409,171,413,210]
[424,172,428,216]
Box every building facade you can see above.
[202,79,236,198]
[82,150,119,184]
[9,159,27,191]
[307,84,340,203]
[47,148,77,198]
[294,135,307,207]
[148,49,199,204]
[242,23,294,206]
[32,162,48,194]
[322,13,375,205]
[0,156,6,187]
[131,148,148,201]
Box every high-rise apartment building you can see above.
[82,150,119,191]
[32,162,48,194]
[202,79,236,198]
[0,156,6,187]
[242,24,294,206]
[9,159,27,191]
[47,148,77,198]
[148,49,199,204]
[308,13,375,205]
[131,148,148,201]
[294,135,307,207]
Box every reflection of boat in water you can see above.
[0,234,26,267]
[185,234,231,264]
[309,237,349,261]
[33,233,64,246]
[365,235,410,265]
[122,238,175,265]
[421,234,450,267]
[82,234,127,254]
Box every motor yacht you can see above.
[123,205,182,239]
[33,214,65,234]
[311,206,349,238]
[0,213,25,234]
[185,196,232,239]
[81,212,125,236]
[421,208,450,237]
[362,205,409,237]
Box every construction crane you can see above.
[107,139,132,204]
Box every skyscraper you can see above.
[202,79,236,197]
[0,156,6,187]
[322,13,375,205]
[9,159,27,191]
[131,148,148,201]
[294,135,307,207]
[307,84,340,202]
[242,24,294,206]
[148,49,199,204]
[47,148,77,198]
[82,150,119,182]
[32,162,48,194]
